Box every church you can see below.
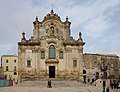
[18,10,119,82]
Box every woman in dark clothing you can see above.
[117,81,119,89]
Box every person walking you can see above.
[47,80,52,88]
[110,82,113,89]
[106,87,109,92]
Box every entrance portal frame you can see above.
[46,64,58,79]
[49,66,55,78]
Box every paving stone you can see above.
[0,81,120,92]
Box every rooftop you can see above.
[84,53,119,58]
[1,55,18,57]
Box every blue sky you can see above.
[0,0,120,60]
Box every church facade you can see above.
[18,10,119,82]
[18,10,85,81]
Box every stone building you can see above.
[1,55,18,81]
[18,10,85,81]
[18,10,119,82]
[0,67,4,79]
[83,53,119,83]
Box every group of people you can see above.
[110,79,119,89]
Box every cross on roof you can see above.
[51,4,55,10]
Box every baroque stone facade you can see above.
[18,10,119,82]
[18,10,85,81]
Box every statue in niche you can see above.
[46,29,48,33]
[50,26,54,36]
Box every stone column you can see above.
[65,47,72,80]
[78,46,84,82]
[18,46,26,83]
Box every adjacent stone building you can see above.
[83,53,119,83]
[18,10,119,82]
[1,55,18,81]
[0,67,4,79]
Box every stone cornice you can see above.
[63,41,85,46]
[18,41,40,46]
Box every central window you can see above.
[49,45,55,59]
[27,60,31,67]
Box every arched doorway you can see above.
[83,69,86,83]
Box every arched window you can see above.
[27,60,31,67]
[49,45,55,59]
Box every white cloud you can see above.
[54,0,119,38]
[0,0,120,64]
[83,16,114,37]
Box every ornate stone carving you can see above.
[63,41,85,46]
[50,26,54,36]
[42,10,63,24]
[77,48,83,53]
[45,59,59,64]
[47,40,57,44]
[19,46,26,53]
[65,47,72,53]
[32,47,39,52]
[18,41,40,46]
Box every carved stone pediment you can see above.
[42,10,63,24]
[18,41,40,46]
[63,41,85,46]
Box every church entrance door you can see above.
[49,66,55,78]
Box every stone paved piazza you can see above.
[0,81,120,92]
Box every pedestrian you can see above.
[47,80,52,88]
[113,80,116,89]
[117,81,119,89]
[110,82,113,89]
[106,87,109,92]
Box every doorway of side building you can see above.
[49,66,55,78]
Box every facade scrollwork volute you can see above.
[77,48,83,53]
[32,47,39,53]
[65,47,72,53]
[19,46,26,53]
